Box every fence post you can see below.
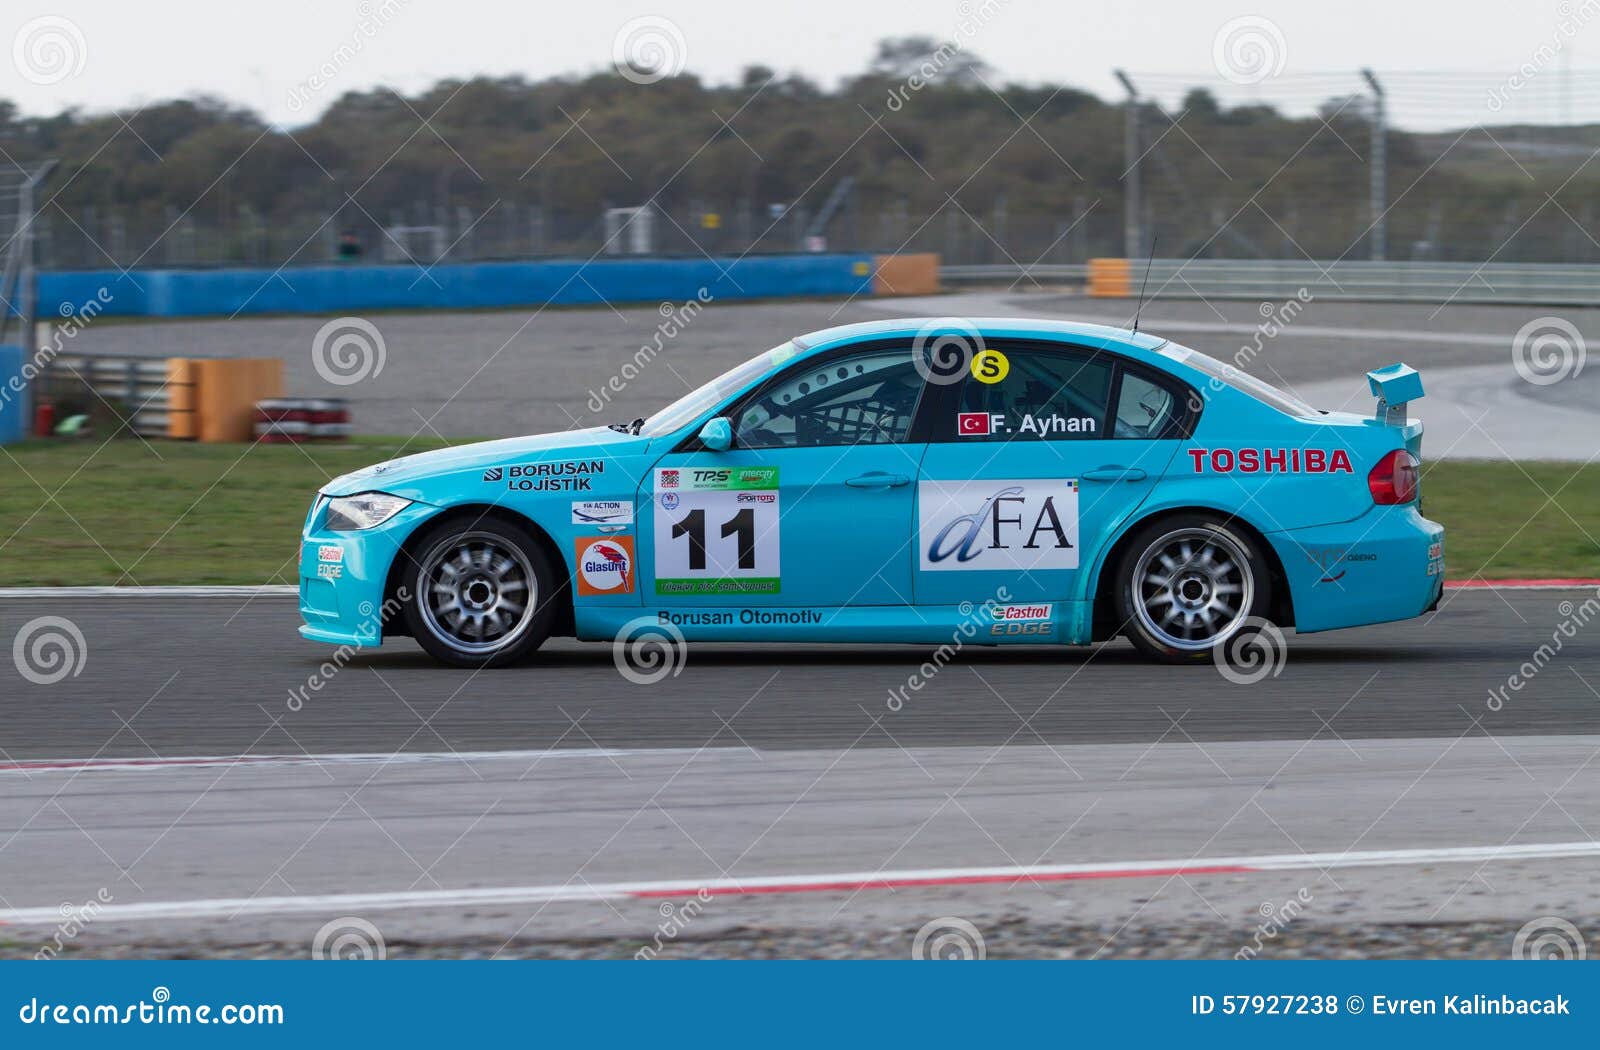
[1362,68,1387,261]
[1114,70,1142,258]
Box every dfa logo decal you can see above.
[918,480,1079,572]
[575,536,636,596]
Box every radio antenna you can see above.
[1131,235,1157,334]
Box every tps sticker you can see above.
[971,348,1009,384]
[575,536,636,596]
[956,412,1097,438]
[1188,448,1353,474]
[918,480,1079,572]
[571,500,633,526]
[653,466,781,595]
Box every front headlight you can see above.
[325,492,412,531]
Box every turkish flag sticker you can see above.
[957,412,991,436]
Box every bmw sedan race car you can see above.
[298,318,1445,668]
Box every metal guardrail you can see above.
[944,259,1600,305]
[940,263,1089,283]
[40,353,178,438]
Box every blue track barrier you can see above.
[0,345,28,444]
[37,255,876,319]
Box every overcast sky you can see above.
[1,0,1595,130]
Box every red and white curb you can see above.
[1445,579,1600,591]
[2,841,1597,925]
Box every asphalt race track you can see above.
[2,588,1598,958]
[1,591,1596,756]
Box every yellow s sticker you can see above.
[971,348,1009,384]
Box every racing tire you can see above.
[400,514,560,668]
[1113,513,1274,664]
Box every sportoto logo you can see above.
[911,917,986,960]
[312,316,387,386]
[612,16,687,84]
[1213,616,1287,685]
[311,916,387,960]
[12,16,87,86]
[913,318,982,386]
[612,615,687,685]
[1212,16,1287,85]
[12,616,87,686]
[1512,917,1586,960]
[1512,316,1586,386]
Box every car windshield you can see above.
[1159,340,1318,418]
[638,342,796,437]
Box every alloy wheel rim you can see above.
[416,531,537,655]
[1131,527,1254,651]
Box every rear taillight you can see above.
[1368,449,1419,504]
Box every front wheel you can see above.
[1114,514,1273,664]
[401,515,559,668]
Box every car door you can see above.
[643,342,931,608]
[914,341,1188,608]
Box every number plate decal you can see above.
[653,467,781,595]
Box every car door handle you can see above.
[1082,466,1148,482]
[845,471,911,488]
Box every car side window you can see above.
[955,349,1111,441]
[733,348,925,449]
[1114,371,1179,439]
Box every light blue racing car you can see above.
[299,318,1444,667]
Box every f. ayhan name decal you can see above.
[918,479,1080,572]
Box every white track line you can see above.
[2,841,1596,925]
[0,748,750,776]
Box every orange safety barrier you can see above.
[1088,258,1133,297]
[172,358,284,442]
[871,253,941,296]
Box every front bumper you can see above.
[1269,504,1444,635]
[297,498,437,649]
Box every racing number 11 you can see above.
[669,507,756,571]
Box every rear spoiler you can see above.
[1367,363,1423,425]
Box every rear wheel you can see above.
[1114,514,1272,664]
[401,516,558,668]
